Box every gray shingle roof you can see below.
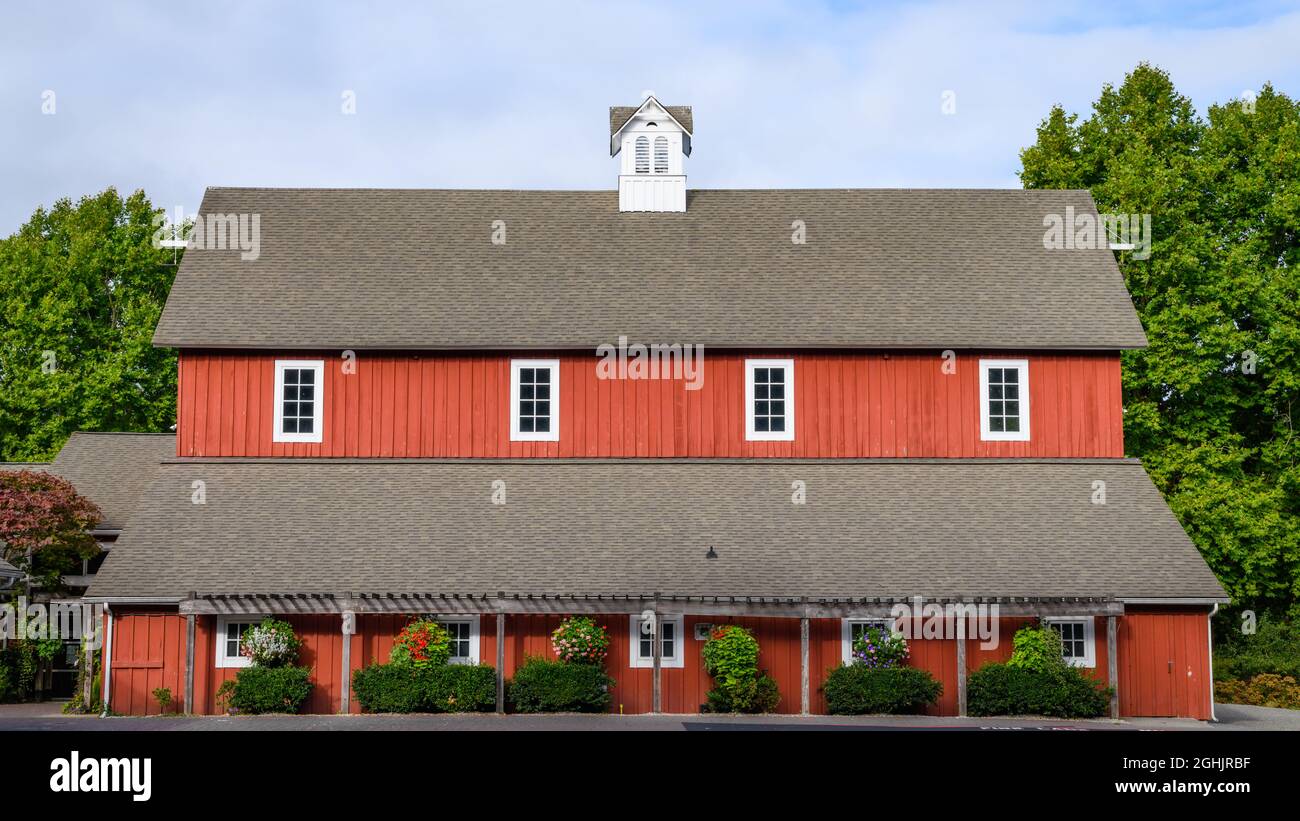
[153,188,1147,351]
[87,458,1224,601]
[610,104,693,135]
[47,433,176,529]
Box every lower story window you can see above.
[1045,617,1096,668]
[629,614,684,668]
[840,618,896,666]
[430,615,481,664]
[215,617,257,668]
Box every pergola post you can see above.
[82,616,96,709]
[495,611,506,714]
[184,613,195,715]
[651,607,662,714]
[1107,614,1119,719]
[799,616,810,715]
[955,614,968,717]
[339,609,355,714]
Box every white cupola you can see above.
[610,93,692,212]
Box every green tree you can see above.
[1020,64,1300,617]
[0,188,178,460]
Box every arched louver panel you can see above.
[653,136,669,173]
[634,136,650,173]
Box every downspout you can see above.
[100,604,113,717]
[1207,603,1218,722]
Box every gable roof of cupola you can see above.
[609,96,693,155]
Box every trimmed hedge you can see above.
[352,663,497,713]
[822,665,943,715]
[967,663,1111,718]
[705,674,781,714]
[222,665,314,714]
[508,658,613,713]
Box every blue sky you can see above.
[1,0,1298,232]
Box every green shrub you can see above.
[1215,674,1300,709]
[967,663,1111,718]
[1008,625,1066,674]
[850,626,910,668]
[822,665,943,714]
[507,657,613,713]
[223,665,313,714]
[352,663,497,713]
[1215,617,1300,681]
[701,625,780,713]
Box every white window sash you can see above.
[978,358,1030,442]
[509,359,560,442]
[272,359,325,444]
[628,615,685,668]
[215,617,257,668]
[840,618,898,666]
[433,615,481,665]
[744,358,795,442]
[1044,617,1097,668]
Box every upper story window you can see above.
[745,359,794,442]
[979,359,1029,442]
[628,614,685,668]
[653,136,669,173]
[510,359,559,442]
[273,360,325,444]
[215,617,257,668]
[634,136,650,173]
[1045,617,1096,668]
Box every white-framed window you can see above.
[510,359,559,442]
[273,359,325,443]
[634,136,650,173]
[840,618,897,666]
[1045,617,1096,668]
[430,615,481,665]
[979,358,1030,441]
[215,617,259,668]
[745,358,795,441]
[628,614,685,668]
[653,136,669,173]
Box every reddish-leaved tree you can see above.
[0,470,102,590]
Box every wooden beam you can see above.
[1107,614,1119,719]
[184,614,195,715]
[180,595,1125,619]
[495,613,505,714]
[799,617,810,715]
[340,611,355,715]
[651,610,662,714]
[956,617,968,717]
[83,622,95,709]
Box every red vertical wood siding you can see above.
[176,350,1125,459]
[106,610,1211,719]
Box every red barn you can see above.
[86,96,1227,719]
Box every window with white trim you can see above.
[745,359,794,441]
[629,614,685,668]
[979,359,1029,441]
[1045,617,1096,668]
[432,616,481,665]
[841,618,896,666]
[273,360,325,443]
[634,136,650,173]
[653,136,669,173]
[215,617,258,668]
[510,359,559,442]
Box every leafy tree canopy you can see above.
[1020,64,1300,618]
[0,469,102,590]
[0,187,178,461]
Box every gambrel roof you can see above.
[154,187,1148,351]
